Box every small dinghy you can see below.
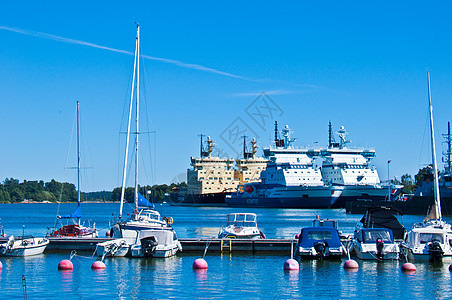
[352,228,399,260]
[96,239,130,258]
[0,235,49,257]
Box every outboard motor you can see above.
[376,238,384,260]
[0,235,14,255]
[314,241,327,258]
[428,240,444,262]
[141,236,158,258]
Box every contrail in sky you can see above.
[0,25,253,81]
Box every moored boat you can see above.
[218,213,265,239]
[48,101,97,238]
[96,238,130,258]
[400,72,452,263]
[0,235,49,257]
[352,228,399,260]
[109,24,181,258]
[295,226,344,259]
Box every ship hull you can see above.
[169,192,229,206]
[332,185,393,208]
[226,185,342,208]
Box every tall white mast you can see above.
[119,26,139,219]
[77,100,81,225]
[134,24,140,213]
[427,71,442,220]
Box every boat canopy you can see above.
[359,228,394,243]
[359,206,406,239]
[298,227,342,248]
[58,202,81,219]
[138,192,155,208]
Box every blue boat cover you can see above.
[58,202,82,219]
[298,227,342,248]
[138,192,154,208]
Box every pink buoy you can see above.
[193,258,208,269]
[58,259,73,271]
[0,261,2,270]
[105,231,110,237]
[284,258,299,271]
[295,233,300,239]
[91,261,106,270]
[401,263,416,272]
[343,259,359,270]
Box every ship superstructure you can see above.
[226,122,343,208]
[320,122,396,206]
[235,136,268,184]
[187,135,237,195]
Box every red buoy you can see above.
[295,233,300,239]
[343,259,359,270]
[91,261,106,270]
[58,259,73,271]
[193,258,208,269]
[283,258,299,271]
[401,263,416,272]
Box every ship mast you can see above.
[427,71,442,220]
[119,25,139,219]
[76,100,81,226]
[134,24,140,214]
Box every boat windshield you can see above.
[362,230,393,243]
[227,214,257,227]
[307,230,332,240]
[419,233,444,244]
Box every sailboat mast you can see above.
[427,71,442,219]
[77,100,81,225]
[134,24,140,213]
[119,26,138,219]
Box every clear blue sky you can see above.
[1,1,451,192]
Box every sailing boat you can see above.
[400,72,452,262]
[48,101,98,238]
[105,25,181,258]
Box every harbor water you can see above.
[1,203,451,299]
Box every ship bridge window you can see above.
[199,177,204,180]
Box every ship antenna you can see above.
[443,122,452,174]
[328,121,332,148]
[274,121,278,144]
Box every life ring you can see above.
[225,235,236,239]
[167,217,174,225]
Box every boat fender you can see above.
[259,231,266,239]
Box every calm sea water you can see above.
[0,203,451,299]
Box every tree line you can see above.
[0,178,187,203]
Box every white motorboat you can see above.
[0,235,49,257]
[352,228,399,260]
[130,229,182,258]
[400,72,452,262]
[96,238,130,258]
[109,24,181,258]
[218,213,265,239]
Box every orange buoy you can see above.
[193,258,208,269]
[58,259,73,271]
[401,263,416,272]
[343,259,359,270]
[91,261,106,270]
[283,258,299,271]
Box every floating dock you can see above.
[1,237,297,254]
